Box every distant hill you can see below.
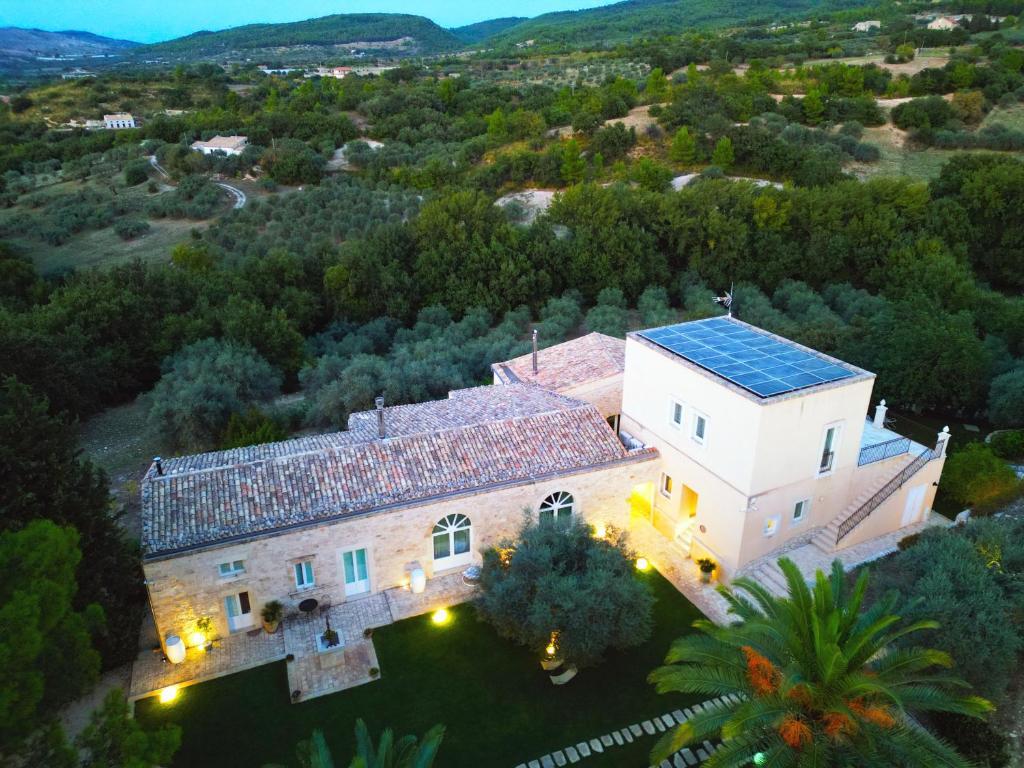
[140,14,462,59]
[485,0,874,47]
[450,18,528,45]
[0,27,137,70]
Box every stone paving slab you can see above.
[284,594,390,702]
[129,624,285,700]
[515,697,732,768]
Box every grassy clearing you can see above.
[18,78,222,125]
[8,217,201,276]
[982,104,1024,131]
[855,124,1024,181]
[135,570,703,768]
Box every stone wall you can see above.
[144,457,656,651]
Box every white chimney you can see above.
[936,426,951,457]
[872,399,887,428]
[532,329,538,374]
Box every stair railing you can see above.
[836,448,937,545]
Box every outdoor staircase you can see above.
[742,559,791,598]
[811,449,936,554]
[673,525,694,557]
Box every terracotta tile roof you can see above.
[141,384,653,558]
[492,333,625,392]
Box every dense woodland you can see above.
[2,2,1024,765]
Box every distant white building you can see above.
[851,20,881,32]
[311,66,353,79]
[62,68,95,80]
[191,135,248,156]
[258,65,300,75]
[103,113,136,129]
[927,16,959,30]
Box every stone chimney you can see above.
[872,399,887,428]
[532,329,538,374]
[153,456,163,476]
[375,396,386,439]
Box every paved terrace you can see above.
[628,514,949,626]
[130,573,476,702]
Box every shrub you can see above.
[892,96,956,131]
[123,160,150,187]
[990,430,1024,461]
[988,368,1024,427]
[476,517,654,668]
[220,408,288,449]
[867,526,1022,699]
[930,712,1010,768]
[942,443,1020,510]
[113,218,150,240]
[146,339,282,450]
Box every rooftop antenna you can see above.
[713,282,734,317]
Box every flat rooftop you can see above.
[636,316,865,399]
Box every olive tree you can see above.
[476,517,654,669]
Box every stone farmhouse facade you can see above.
[141,317,948,656]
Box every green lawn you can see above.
[136,570,704,768]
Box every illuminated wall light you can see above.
[635,557,650,572]
[593,523,607,539]
[188,631,206,648]
[431,608,451,626]
[545,631,558,657]
[159,685,179,704]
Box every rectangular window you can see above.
[660,472,673,498]
[669,399,684,429]
[218,560,245,577]
[293,560,315,589]
[819,426,838,473]
[692,413,707,445]
[793,499,809,523]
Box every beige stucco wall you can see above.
[143,457,656,650]
[837,456,944,550]
[562,375,623,421]
[491,371,623,422]
[619,336,939,578]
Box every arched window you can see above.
[539,491,575,527]
[433,514,472,565]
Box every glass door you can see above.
[342,548,370,596]
[225,591,254,632]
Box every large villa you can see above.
[133,315,950,703]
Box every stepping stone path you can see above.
[513,695,741,768]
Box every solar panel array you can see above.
[638,316,856,398]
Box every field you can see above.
[800,50,951,77]
[0,173,231,275]
[4,217,200,275]
[855,116,1024,181]
[16,78,221,126]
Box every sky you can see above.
[2,0,616,43]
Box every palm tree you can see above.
[348,719,445,768]
[649,558,992,767]
[278,721,444,768]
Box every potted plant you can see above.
[368,667,379,678]
[196,616,214,651]
[261,600,283,634]
[697,558,717,584]
[321,628,340,648]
